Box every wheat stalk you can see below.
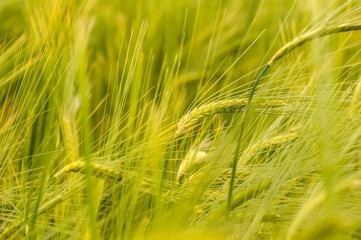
[176,99,285,135]
[54,161,122,182]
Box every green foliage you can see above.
[1,0,361,239]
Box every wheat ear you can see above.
[176,99,285,135]
[268,23,361,66]
[176,150,208,184]
[240,128,300,165]
[176,128,299,184]
[212,169,251,187]
[164,168,251,205]
[61,116,79,163]
[207,179,272,222]
[54,161,122,182]
[254,23,361,89]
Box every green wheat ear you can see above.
[255,23,361,86]
[240,127,300,165]
[176,99,286,135]
[54,161,123,182]
[61,115,79,164]
[268,23,361,66]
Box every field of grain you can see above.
[1,0,361,239]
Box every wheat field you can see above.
[1,0,361,239]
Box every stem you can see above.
[227,64,270,214]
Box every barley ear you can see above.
[54,161,122,182]
[255,23,361,88]
[269,23,361,66]
[61,115,79,163]
[176,99,285,135]
[240,128,300,165]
